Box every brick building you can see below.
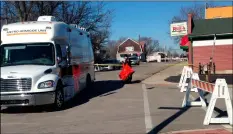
[187,15,233,74]
[116,38,145,61]
[117,38,143,54]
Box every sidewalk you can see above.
[142,64,232,134]
[142,63,182,86]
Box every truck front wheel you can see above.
[53,84,64,110]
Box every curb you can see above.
[141,82,178,86]
[161,128,232,134]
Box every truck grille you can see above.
[0,78,32,92]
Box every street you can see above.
[0,62,174,133]
[1,62,232,134]
[1,1,233,134]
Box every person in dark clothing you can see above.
[124,56,132,67]
[125,58,131,67]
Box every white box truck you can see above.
[0,16,95,109]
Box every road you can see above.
[1,62,177,134]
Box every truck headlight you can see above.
[38,80,54,89]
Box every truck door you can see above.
[55,44,74,99]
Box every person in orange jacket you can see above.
[123,55,133,83]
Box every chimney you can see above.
[138,34,142,51]
[187,13,193,69]
[188,14,193,34]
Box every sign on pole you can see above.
[170,22,188,37]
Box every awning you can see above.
[188,33,233,41]
[180,35,189,51]
[180,46,188,51]
[180,35,189,46]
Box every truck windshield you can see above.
[0,43,55,67]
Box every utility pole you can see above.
[164,44,167,62]
[163,44,165,53]
[139,34,140,45]
[5,5,8,24]
[138,34,142,60]
[205,1,207,19]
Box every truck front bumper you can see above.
[0,92,55,107]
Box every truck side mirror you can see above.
[57,57,63,68]
[57,57,61,63]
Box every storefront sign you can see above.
[170,22,188,36]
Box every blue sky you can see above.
[105,1,232,52]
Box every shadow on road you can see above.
[1,80,124,114]
[65,80,124,109]
[130,80,141,84]
[199,74,233,85]
[164,75,181,83]
[147,92,209,134]
[164,74,233,85]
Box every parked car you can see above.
[101,59,122,70]
[129,56,140,65]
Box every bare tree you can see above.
[104,37,127,59]
[13,1,35,21]
[34,1,63,17]
[0,1,114,62]
[1,1,63,22]
[1,2,19,24]
[147,40,160,54]
[106,40,118,58]
[57,2,113,54]
[172,51,179,58]
[140,37,160,55]
[166,47,172,57]
[168,2,215,44]
[117,37,127,44]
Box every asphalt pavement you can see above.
[1,62,177,134]
[1,61,232,134]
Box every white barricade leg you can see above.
[190,73,199,92]
[182,80,191,107]
[182,76,207,107]
[178,66,187,88]
[203,79,233,125]
[180,69,188,92]
[95,65,100,71]
[94,66,97,71]
[180,67,195,92]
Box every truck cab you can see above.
[0,16,95,109]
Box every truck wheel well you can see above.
[56,79,63,91]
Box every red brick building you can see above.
[116,38,147,62]
[187,14,233,74]
[116,38,144,59]
[117,38,143,54]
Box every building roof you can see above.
[189,17,233,39]
[117,38,142,53]
[139,41,146,46]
